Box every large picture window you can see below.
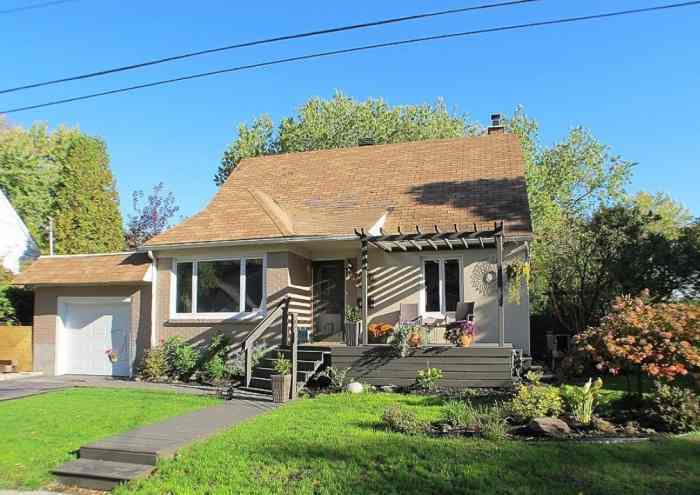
[422,258,462,316]
[173,257,265,317]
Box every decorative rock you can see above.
[591,417,617,434]
[346,382,364,394]
[528,417,572,438]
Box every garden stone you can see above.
[592,417,617,434]
[347,382,364,394]
[528,417,571,437]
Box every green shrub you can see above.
[390,324,413,358]
[272,354,292,375]
[561,378,604,425]
[415,366,443,391]
[162,336,199,380]
[202,354,227,382]
[315,366,353,391]
[440,400,508,439]
[442,400,472,428]
[645,382,700,433]
[382,405,428,435]
[509,384,563,423]
[480,406,509,441]
[140,345,168,381]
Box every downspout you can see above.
[146,250,158,348]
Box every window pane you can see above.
[176,262,193,313]
[444,259,460,312]
[197,260,241,313]
[245,258,264,312]
[424,260,440,312]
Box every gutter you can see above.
[139,234,359,252]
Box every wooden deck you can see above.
[329,344,515,388]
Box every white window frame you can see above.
[169,254,267,320]
[420,256,463,318]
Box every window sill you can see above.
[166,313,265,326]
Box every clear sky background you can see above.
[2,0,699,220]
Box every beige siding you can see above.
[32,285,151,375]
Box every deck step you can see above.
[79,446,158,466]
[253,367,315,382]
[259,358,321,372]
[53,459,153,491]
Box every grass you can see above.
[0,387,220,489]
[119,392,700,495]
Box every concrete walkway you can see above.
[0,375,223,401]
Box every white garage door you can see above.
[58,298,131,376]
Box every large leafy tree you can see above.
[125,182,180,249]
[506,106,633,316]
[214,91,479,185]
[0,121,124,254]
[52,132,124,254]
[628,191,693,239]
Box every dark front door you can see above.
[312,260,345,342]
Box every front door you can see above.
[312,260,345,342]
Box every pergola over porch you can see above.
[353,221,512,348]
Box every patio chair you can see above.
[445,301,476,331]
[399,303,422,325]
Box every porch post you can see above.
[360,234,369,345]
[496,230,505,348]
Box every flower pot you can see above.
[457,334,473,347]
[344,321,362,346]
[271,374,292,403]
[408,332,422,348]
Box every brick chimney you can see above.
[487,113,505,134]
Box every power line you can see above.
[3,1,699,115]
[0,0,542,94]
[0,0,78,15]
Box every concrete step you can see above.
[80,446,158,466]
[53,459,154,491]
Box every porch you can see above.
[241,222,528,394]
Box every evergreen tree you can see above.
[53,132,124,254]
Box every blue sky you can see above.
[2,0,699,220]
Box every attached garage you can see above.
[57,297,132,376]
[12,252,153,377]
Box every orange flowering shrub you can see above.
[368,323,394,338]
[575,290,700,381]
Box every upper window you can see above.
[423,258,462,316]
[173,257,264,317]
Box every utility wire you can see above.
[3,1,699,114]
[0,0,541,94]
[0,0,78,15]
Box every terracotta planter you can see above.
[457,334,473,347]
[408,332,422,348]
[271,374,291,403]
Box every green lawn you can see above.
[0,388,220,489]
[119,392,700,495]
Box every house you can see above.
[0,189,39,274]
[14,116,533,389]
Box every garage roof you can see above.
[12,252,152,286]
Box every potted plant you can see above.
[368,323,394,344]
[408,327,424,347]
[344,305,362,346]
[444,320,478,347]
[271,353,292,403]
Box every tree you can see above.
[0,122,59,250]
[125,182,180,248]
[628,191,693,240]
[1,122,125,254]
[214,91,479,185]
[506,106,634,316]
[52,132,124,254]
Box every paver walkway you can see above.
[54,390,277,490]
